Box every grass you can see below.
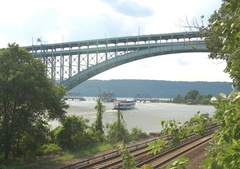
[0,144,115,169]
[56,144,115,161]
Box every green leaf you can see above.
[166,157,189,169]
[212,161,218,169]
[201,158,213,168]
[147,142,156,148]
[235,32,240,38]
[232,139,238,145]
[156,138,164,145]
[222,44,231,52]
[223,134,230,143]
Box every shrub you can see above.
[130,127,149,141]
[105,122,130,143]
[55,115,94,151]
[41,144,62,156]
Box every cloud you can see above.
[100,0,154,17]
[0,0,230,82]
[92,53,231,82]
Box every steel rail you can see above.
[60,123,218,169]
[153,136,211,168]
[60,138,158,169]
[134,126,216,168]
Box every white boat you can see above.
[113,100,135,110]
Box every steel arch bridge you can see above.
[22,31,208,90]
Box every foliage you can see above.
[166,157,190,169]
[199,1,240,167]
[147,119,190,155]
[119,128,190,169]
[205,0,240,89]
[147,112,210,155]
[40,143,63,156]
[105,110,131,143]
[106,123,130,143]
[188,111,210,136]
[93,98,105,135]
[130,127,149,141]
[159,120,186,147]
[148,91,240,168]
[55,115,94,151]
[0,43,68,160]
[201,92,240,168]
[172,94,185,103]
[105,110,148,144]
[147,138,167,155]
[12,122,51,159]
[117,142,137,169]
[185,89,199,100]
[101,102,149,143]
[173,89,213,104]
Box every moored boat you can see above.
[113,100,135,110]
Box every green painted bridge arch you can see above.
[22,31,208,90]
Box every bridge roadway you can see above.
[63,92,86,101]
[21,31,209,90]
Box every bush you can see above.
[55,115,94,151]
[105,122,130,143]
[173,90,213,104]
[56,115,89,151]
[41,144,62,156]
[130,128,149,141]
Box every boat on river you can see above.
[113,100,135,110]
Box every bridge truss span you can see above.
[22,31,209,90]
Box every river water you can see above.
[50,97,216,134]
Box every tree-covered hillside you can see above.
[69,80,233,98]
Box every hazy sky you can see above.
[0,0,232,82]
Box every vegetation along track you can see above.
[60,123,218,169]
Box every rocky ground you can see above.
[160,141,210,169]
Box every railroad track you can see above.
[60,123,218,169]
[135,133,212,168]
[60,138,160,169]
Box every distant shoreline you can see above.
[70,79,232,98]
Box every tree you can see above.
[106,110,130,143]
[201,92,240,168]
[94,98,105,134]
[185,89,199,101]
[172,89,212,104]
[0,43,68,160]
[205,0,240,89]
[202,2,240,166]
[56,115,93,151]
[195,94,204,103]
[173,94,185,103]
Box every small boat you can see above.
[113,100,135,110]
